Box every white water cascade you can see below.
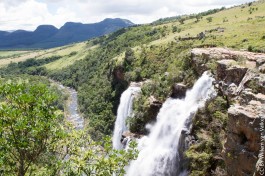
[126,72,216,176]
[113,85,141,150]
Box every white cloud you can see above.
[0,0,253,31]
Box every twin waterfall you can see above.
[113,73,216,175]
[113,86,141,150]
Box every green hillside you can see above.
[1,0,264,136]
[47,1,264,137]
[1,1,264,69]
[0,1,264,175]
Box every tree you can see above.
[172,26,178,33]
[0,81,64,176]
[179,18,185,24]
[0,80,138,176]
[58,130,138,176]
[124,48,135,71]
[206,17,213,23]
[195,15,202,22]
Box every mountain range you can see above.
[0,18,134,49]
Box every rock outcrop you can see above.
[191,47,265,75]
[191,48,265,176]
[171,83,187,98]
[121,131,144,148]
[216,59,248,85]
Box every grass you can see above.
[1,1,265,70]
[44,44,98,70]
[0,51,31,58]
[0,42,97,69]
[0,51,44,67]
[149,0,265,50]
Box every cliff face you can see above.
[191,48,265,176]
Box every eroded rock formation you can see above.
[171,83,187,98]
[191,47,265,176]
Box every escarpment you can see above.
[113,47,264,176]
[191,47,265,176]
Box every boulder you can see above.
[259,63,265,73]
[191,48,265,74]
[148,96,163,121]
[197,32,206,40]
[122,131,143,139]
[217,59,248,85]
[223,101,265,176]
[121,131,143,148]
[245,74,265,94]
[256,58,265,67]
[226,83,238,96]
[216,59,236,80]
[130,81,143,87]
[171,83,187,98]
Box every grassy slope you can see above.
[0,42,96,69]
[151,0,265,49]
[110,1,265,67]
[1,1,264,70]
[0,50,31,58]
[0,1,264,174]
[44,43,98,70]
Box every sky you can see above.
[0,0,253,31]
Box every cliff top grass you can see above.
[150,0,265,50]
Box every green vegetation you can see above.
[0,50,31,59]
[186,96,228,176]
[0,80,138,176]
[206,17,213,23]
[0,42,89,69]
[0,1,265,175]
[0,56,61,76]
[58,133,138,176]
[2,0,264,142]
[0,81,64,175]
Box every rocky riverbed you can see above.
[56,83,84,130]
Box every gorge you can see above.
[111,47,265,176]
[112,72,216,175]
[1,1,265,175]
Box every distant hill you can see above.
[0,18,134,49]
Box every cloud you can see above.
[0,0,80,30]
[0,0,253,31]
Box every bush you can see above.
[206,17,213,23]
[248,45,253,52]
[69,51,78,57]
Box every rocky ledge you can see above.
[191,48,265,176]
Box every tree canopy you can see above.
[0,81,64,175]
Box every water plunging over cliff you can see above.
[126,72,216,176]
[113,86,141,150]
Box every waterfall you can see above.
[126,72,216,176]
[113,85,141,150]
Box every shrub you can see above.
[206,17,213,23]
[248,45,253,52]
[69,51,78,57]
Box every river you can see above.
[55,82,84,130]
